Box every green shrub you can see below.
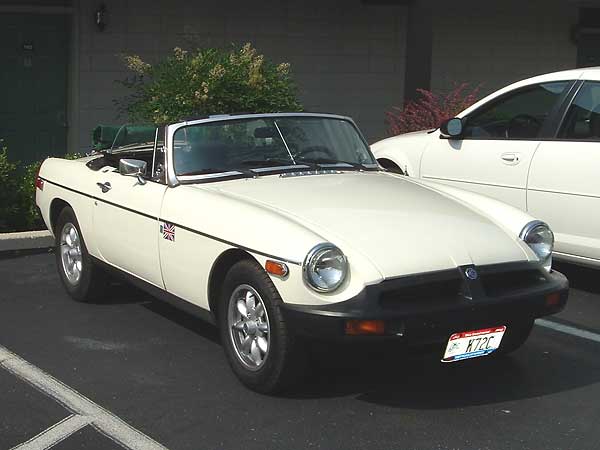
[0,147,19,231]
[0,150,83,232]
[118,43,302,124]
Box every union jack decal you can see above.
[160,221,175,242]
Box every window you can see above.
[172,116,374,177]
[462,82,569,140]
[559,82,600,140]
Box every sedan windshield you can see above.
[172,116,377,177]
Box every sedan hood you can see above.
[206,172,528,278]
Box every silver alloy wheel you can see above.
[60,222,83,285]
[227,284,270,370]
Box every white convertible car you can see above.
[372,68,600,269]
[36,113,568,393]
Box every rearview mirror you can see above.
[119,158,147,185]
[440,118,463,139]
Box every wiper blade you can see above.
[299,158,368,170]
[178,168,255,177]
[239,159,295,168]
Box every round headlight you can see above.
[303,244,348,292]
[520,221,554,271]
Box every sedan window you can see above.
[559,82,600,140]
[462,82,568,140]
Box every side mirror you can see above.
[440,118,463,139]
[119,158,147,185]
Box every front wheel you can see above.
[218,259,306,393]
[55,207,108,302]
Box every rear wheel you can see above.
[218,259,306,393]
[55,207,108,302]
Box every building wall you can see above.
[76,0,408,150]
[430,0,578,96]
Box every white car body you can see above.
[372,67,600,269]
[36,113,568,391]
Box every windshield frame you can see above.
[164,113,378,186]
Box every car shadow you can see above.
[93,262,600,408]
[554,262,600,295]
[142,299,220,344]
[284,330,600,408]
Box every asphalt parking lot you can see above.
[2,253,600,450]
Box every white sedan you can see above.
[372,67,600,269]
[36,113,568,393]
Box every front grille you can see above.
[379,277,462,311]
[480,268,548,297]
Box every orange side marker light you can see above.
[265,260,289,277]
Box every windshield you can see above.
[172,116,376,177]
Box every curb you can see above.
[0,230,54,253]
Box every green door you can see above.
[0,13,68,165]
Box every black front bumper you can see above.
[281,262,568,343]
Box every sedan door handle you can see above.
[501,152,520,164]
[96,182,111,193]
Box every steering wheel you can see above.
[505,114,542,139]
[294,145,336,160]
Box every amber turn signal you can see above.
[265,260,289,277]
[345,319,385,335]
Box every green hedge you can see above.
[0,148,81,232]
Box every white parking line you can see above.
[11,414,90,450]
[0,345,169,450]
[536,319,600,344]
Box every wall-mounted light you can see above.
[94,3,107,32]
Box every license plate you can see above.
[442,326,506,362]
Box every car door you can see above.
[93,166,167,288]
[420,81,571,210]
[528,79,600,262]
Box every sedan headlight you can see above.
[303,243,348,292]
[520,221,554,271]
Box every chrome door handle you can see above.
[96,182,111,193]
[501,153,520,164]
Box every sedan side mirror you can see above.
[440,118,463,139]
[119,158,147,185]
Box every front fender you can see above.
[370,130,431,177]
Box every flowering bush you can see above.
[385,83,481,136]
[118,43,302,124]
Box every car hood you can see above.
[205,171,529,278]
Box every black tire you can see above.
[218,259,306,394]
[54,206,108,302]
[497,319,534,355]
